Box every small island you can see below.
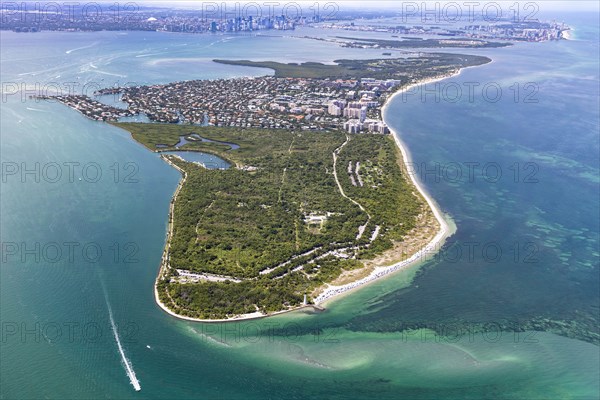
[52,54,491,320]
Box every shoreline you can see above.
[153,69,479,322]
[313,72,461,306]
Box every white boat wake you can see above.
[65,42,98,54]
[102,283,141,392]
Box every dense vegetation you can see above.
[164,130,365,279]
[112,123,236,154]
[336,134,424,258]
[214,54,491,79]
[117,123,425,319]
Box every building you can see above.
[360,99,379,108]
[344,119,363,133]
[360,106,367,122]
[359,90,376,98]
[327,100,346,116]
[363,119,390,134]
[343,107,361,119]
[328,103,342,116]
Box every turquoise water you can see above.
[1,18,598,399]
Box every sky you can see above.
[131,1,599,12]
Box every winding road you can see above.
[332,135,371,239]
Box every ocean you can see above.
[1,13,598,399]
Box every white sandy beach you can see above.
[313,73,460,306]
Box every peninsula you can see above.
[54,54,490,320]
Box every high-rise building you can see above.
[360,106,367,122]
[328,104,342,116]
[344,119,363,133]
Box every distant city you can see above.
[1,3,569,42]
[320,20,570,42]
[1,3,329,33]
